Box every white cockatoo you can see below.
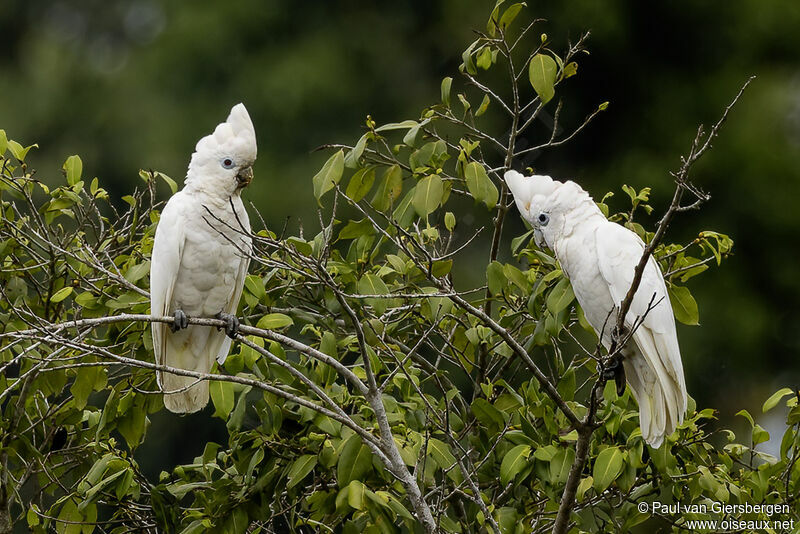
[150,103,256,413]
[505,171,687,448]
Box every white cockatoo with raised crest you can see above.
[150,103,256,413]
[505,170,687,448]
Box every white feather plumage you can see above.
[505,171,687,448]
[150,103,256,413]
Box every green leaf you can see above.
[546,277,574,314]
[504,263,528,291]
[320,331,338,358]
[763,387,795,412]
[392,189,416,229]
[471,398,505,429]
[124,261,150,283]
[753,424,770,445]
[244,274,266,303]
[458,93,471,112]
[577,476,594,500]
[534,445,557,461]
[26,505,40,527]
[345,167,376,202]
[157,172,178,194]
[357,273,389,297]
[51,286,73,303]
[441,77,453,107]
[57,497,95,534]
[487,261,506,296]
[63,155,83,186]
[117,400,148,448]
[529,53,557,104]
[70,366,107,410]
[256,313,293,330]
[286,236,312,256]
[444,211,456,232]
[371,164,403,211]
[403,125,421,147]
[210,380,235,419]
[0,130,7,155]
[736,408,755,427]
[166,481,210,500]
[338,218,375,240]
[375,119,419,132]
[224,507,249,534]
[562,61,578,79]
[384,492,414,521]
[286,454,317,489]
[498,3,524,30]
[106,291,148,310]
[226,385,250,431]
[668,285,699,325]
[7,140,37,162]
[461,40,479,75]
[549,447,574,484]
[486,2,503,36]
[475,94,491,117]
[347,479,366,510]
[409,142,437,171]
[511,229,534,254]
[337,434,373,486]
[431,259,452,277]
[441,514,464,533]
[224,350,244,375]
[500,444,531,485]
[344,134,368,168]
[477,47,493,70]
[428,438,463,483]
[357,273,390,314]
[464,162,498,209]
[593,447,624,492]
[412,174,444,217]
[312,150,344,202]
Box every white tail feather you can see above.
[158,325,227,413]
[162,372,209,414]
[624,350,686,449]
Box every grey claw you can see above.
[171,309,189,332]
[614,365,626,396]
[602,355,626,396]
[216,312,240,339]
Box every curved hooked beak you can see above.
[534,228,548,249]
[236,166,253,188]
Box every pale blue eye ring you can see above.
[221,157,235,169]
[537,213,550,226]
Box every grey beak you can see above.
[534,228,547,249]
[236,166,253,187]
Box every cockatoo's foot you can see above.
[602,354,627,396]
[216,312,240,339]
[171,309,189,332]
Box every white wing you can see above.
[594,222,687,447]
[150,193,187,388]
[215,233,252,364]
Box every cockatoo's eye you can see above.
[221,157,235,169]
[537,213,550,226]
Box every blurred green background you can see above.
[1,0,798,463]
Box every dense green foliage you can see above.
[3,0,800,419]
[1,5,798,534]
